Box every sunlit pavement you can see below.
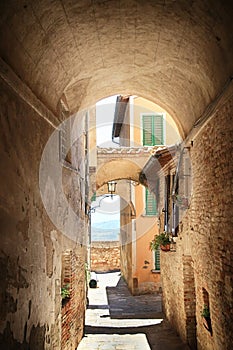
[77,272,190,350]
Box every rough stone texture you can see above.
[0,73,87,349]
[1,1,233,135]
[120,203,133,293]
[161,94,233,350]
[134,279,162,296]
[0,2,233,349]
[91,241,120,273]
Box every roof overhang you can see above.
[112,95,130,138]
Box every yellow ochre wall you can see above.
[131,97,181,294]
[133,97,181,146]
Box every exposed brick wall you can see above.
[161,250,186,341]
[161,95,233,350]
[91,241,120,272]
[190,97,233,350]
[61,249,86,350]
[183,256,197,349]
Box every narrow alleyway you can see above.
[77,272,190,350]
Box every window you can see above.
[145,188,157,215]
[164,175,171,232]
[142,114,164,146]
[154,249,160,271]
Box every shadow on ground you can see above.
[85,276,190,350]
[106,277,163,319]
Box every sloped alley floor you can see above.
[77,272,190,350]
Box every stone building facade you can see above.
[141,89,233,350]
[0,69,89,349]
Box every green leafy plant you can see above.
[61,284,70,299]
[150,232,170,251]
[201,304,210,318]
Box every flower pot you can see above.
[160,244,170,251]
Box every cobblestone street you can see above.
[77,272,190,350]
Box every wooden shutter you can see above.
[142,115,153,145]
[142,114,164,146]
[154,114,164,145]
[145,188,157,215]
[155,249,160,271]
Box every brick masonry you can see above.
[61,250,86,350]
[161,95,233,350]
[91,241,120,272]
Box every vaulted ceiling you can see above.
[1,0,233,135]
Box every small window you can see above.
[142,114,164,146]
[145,188,157,215]
[154,249,160,271]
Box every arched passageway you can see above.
[0,1,233,350]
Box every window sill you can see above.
[151,269,160,274]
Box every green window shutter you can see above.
[142,115,153,145]
[142,114,164,146]
[155,249,160,271]
[145,188,157,215]
[154,114,164,145]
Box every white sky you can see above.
[91,195,120,225]
[92,95,120,226]
[96,95,119,147]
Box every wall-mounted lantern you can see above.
[107,181,117,198]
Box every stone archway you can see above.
[1,1,233,349]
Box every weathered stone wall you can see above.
[0,75,87,349]
[120,203,133,293]
[161,95,233,350]
[161,249,196,349]
[91,241,120,272]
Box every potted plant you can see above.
[201,304,212,334]
[150,232,171,252]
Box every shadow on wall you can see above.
[0,321,46,350]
